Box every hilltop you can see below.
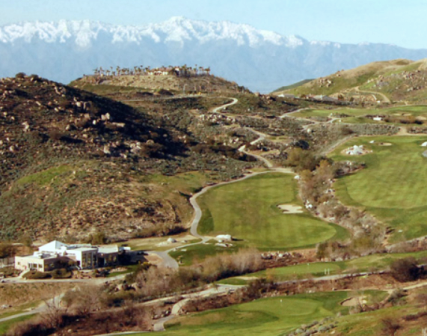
[0,73,256,242]
[72,66,249,95]
[275,58,427,104]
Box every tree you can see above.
[390,257,420,282]
[64,284,104,316]
[0,243,16,258]
[286,147,318,172]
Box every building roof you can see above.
[98,246,119,254]
[40,240,68,251]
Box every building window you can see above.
[17,262,20,265]
[38,264,42,269]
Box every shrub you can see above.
[15,72,26,79]
[390,257,420,282]
[0,243,16,258]
[24,271,52,279]
[381,317,401,336]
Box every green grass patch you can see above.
[17,165,73,186]
[155,292,349,336]
[291,105,427,125]
[219,250,427,284]
[197,173,347,250]
[273,79,314,92]
[0,314,36,335]
[330,136,427,241]
[169,241,244,266]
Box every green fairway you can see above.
[158,292,349,336]
[292,105,427,125]
[218,262,343,284]
[197,173,347,250]
[330,136,427,241]
[219,250,427,284]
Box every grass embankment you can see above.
[330,136,427,242]
[219,250,427,284]
[291,105,427,125]
[197,173,348,250]
[332,285,427,335]
[286,71,377,97]
[0,314,36,335]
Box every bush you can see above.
[0,243,16,258]
[390,257,420,282]
[50,268,71,279]
[15,72,26,79]
[24,271,52,279]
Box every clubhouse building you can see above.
[15,240,130,272]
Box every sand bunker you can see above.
[278,204,304,214]
[341,296,367,306]
[341,145,372,156]
[378,142,392,146]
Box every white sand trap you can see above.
[341,145,372,156]
[341,296,367,306]
[378,142,392,146]
[278,204,303,214]
[417,116,427,121]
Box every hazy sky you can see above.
[2,0,427,49]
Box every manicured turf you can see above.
[219,262,343,284]
[219,250,427,284]
[157,292,349,336]
[168,240,243,266]
[292,105,427,125]
[330,136,427,241]
[0,314,35,335]
[197,173,348,250]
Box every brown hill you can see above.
[72,72,249,95]
[275,58,427,104]
[0,73,255,243]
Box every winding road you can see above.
[211,97,238,113]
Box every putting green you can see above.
[197,173,347,250]
[330,136,427,241]
[158,292,348,336]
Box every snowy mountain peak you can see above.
[0,17,305,48]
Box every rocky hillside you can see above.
[276,58,427,104]
[72,72,248,95]
[0,73,255,242]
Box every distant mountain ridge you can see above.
[2,17,427,92]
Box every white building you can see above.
[15,240,130,272]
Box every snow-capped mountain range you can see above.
[1,17,427,92]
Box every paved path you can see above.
[145,98,292,269]
[0,292,64,323]
[279,107,311,118]
[151,284,241,332]
[211,98,238,113]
